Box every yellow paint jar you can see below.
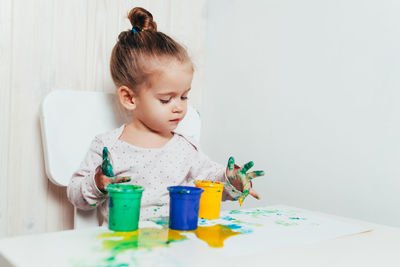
[194,180,224,219]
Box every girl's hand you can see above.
[226,156,264,206]
[95,147,131,193]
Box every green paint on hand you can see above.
[225,157,264,206]
[115,176,131,183]
[102,147,114,177]
[249,170,265,180]
[227,157,235,171]
[241,161,254,173]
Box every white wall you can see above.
[202,0,400,227]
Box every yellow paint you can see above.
[239,197,243,206]
[194,180,224,219]
[98,223,241,255]
[98,228,185,253]
[194,224,240,248]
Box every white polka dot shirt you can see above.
[67,125,241,221]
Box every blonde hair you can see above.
[110,7,192,93]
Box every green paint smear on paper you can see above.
[289,217,306,220]
[98,224,240,251]
[275,220,299,226]
[147,216,169,226]
[229,208,279,218]
[219,216,263,228]
[97,224,242,264]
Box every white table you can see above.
[1,205,399,267]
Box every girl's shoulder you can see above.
[173,132,200,152]
[93,124,125,148]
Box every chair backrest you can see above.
[40,90,201,228]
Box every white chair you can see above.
[40,90,201,229]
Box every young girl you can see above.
[67,7,264,220]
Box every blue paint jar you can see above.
[168,186,204,231]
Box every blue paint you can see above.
[220,216,235,221]
[148,216,169,226]
[198,219,208,226]
[168,186,204,231]
[289,217,304,220]
[225,224,242,230]
[239,229,253,234]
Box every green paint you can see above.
[263,209,279,213]
[227,157,235,170]
[168,187,193,194]
[275,220,299,227]
[219,215,263,228]
[228,209,309,227]
[102,147,114,177]
[90,203,97,207]
[229,208,278,217]
[249,170,265,180]
[106,184,143,193]
[147,216,169,226]
[241,161,254,173]
[101,147,131,187]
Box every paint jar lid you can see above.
[194,180,225,189]
[106,184,144,193]
[167,186,204,195]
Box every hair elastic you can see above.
[132,27,140,34]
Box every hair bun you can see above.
[128,7,157,31]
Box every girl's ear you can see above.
[118,86,136,111]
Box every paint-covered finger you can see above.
[240,161,254,173]
[248,170,265,180]
[102,147,114,177]
[242,181,251,197]
[226,157,236,181]
[110,176,131,184]
[102,147,109,161]
[102,163,114,177]
[227,157,235,171]
[249,188,260,200]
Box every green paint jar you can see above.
[106,184,144,232]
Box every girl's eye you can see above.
[160,98,171,104]
[181,96,188,101]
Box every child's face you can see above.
[134,61,193,135]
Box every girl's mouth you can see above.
[169,119,180,123]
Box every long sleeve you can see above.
[187,149,242,201]
[67,136,107,210]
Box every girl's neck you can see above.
[119,119,174,149]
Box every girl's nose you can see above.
[172,99,183,113]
